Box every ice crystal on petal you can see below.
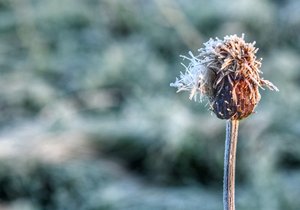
[170,52,208,101]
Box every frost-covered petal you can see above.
[170,52,209,101]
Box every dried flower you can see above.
[171,34,278,120]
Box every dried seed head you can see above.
[171,34,278,120]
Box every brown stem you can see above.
[223,119,239,210]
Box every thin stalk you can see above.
[223,119,239,210]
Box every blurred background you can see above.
[0,0,299,209]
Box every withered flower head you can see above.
[170,34,278,120]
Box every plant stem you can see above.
[223,119,239,210]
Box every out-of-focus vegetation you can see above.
[0,0,299,209]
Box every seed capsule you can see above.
[212,76,261,120]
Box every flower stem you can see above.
[223,119,239,210]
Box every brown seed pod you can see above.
[204,35,276,120]
[171,34,278,119]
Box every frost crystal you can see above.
[170,52,209,101]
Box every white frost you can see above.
[170,52,208,101]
